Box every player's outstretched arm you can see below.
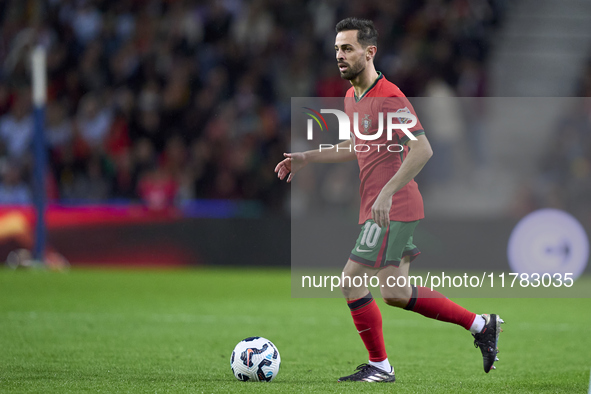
[275,152,307,183]
[371,134,433,227]
[274,140,356,183]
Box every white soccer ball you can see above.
[230,337,281,382]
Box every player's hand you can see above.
[371,192,392,228]
[274,152,307,183]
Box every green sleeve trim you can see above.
[400,129,425,144]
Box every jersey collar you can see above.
[354,71,383,102]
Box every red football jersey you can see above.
[344,73,425,224]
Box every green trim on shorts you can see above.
[349,219,420,268]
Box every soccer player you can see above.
[274,18,504,383]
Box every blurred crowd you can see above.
[0,0,506,212]
[511,61,591,222]
[515,101,591,222]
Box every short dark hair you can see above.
[335,18,378,48]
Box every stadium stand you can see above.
[0,0,507,213]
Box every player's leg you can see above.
[376,255,412,307]
[379,258,478,330]
[342,260,388,367]
[375,222,480,329]
[341,257,376,300]
[400,275,504,373]
[377,236,504,373]
[340,220,418,381]
[338,221,396,382]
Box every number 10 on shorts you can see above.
[359,221,382,251]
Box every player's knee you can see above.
[381,285,412,308]
[383,297,409,308]
[340,272,367,299]
[340,278,354,297]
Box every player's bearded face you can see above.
[338,55,365,80]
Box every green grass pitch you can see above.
[1,267,590,393]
